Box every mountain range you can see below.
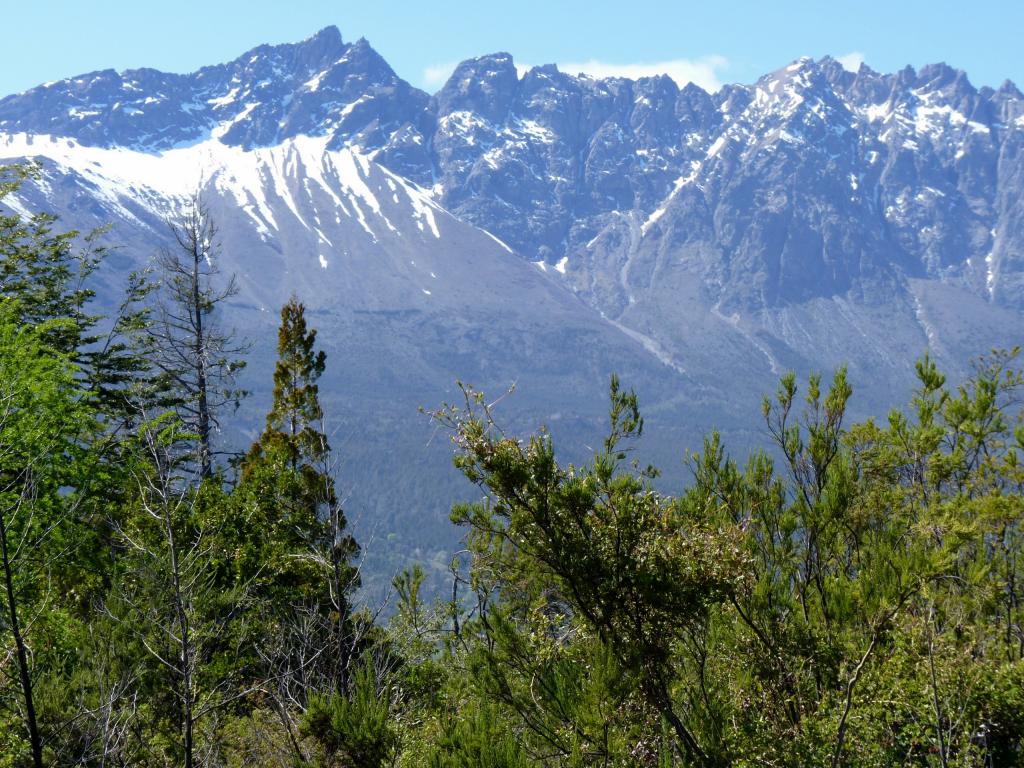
[2,26,1022,588]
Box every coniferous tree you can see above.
[232,297,360,701]
[258,294,330,475]
[240,296,359,601]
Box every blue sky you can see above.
[3,0,1022,96]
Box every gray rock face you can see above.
[427,54,1024,315]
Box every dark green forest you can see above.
[2,164,1024,766]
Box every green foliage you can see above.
[428,705,530,768]
[236,296,358,605]
[429,377,745,764]
[0,298,98,766]
[1,163,157,425]
[302,659,398,768]
[405,353,1024,767]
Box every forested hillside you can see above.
[2,162,1024,766]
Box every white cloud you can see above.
[554,56,729,92]
[422,62,458,88]
[837,52,865,73]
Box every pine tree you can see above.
[233,297,360,692]
[245,296,358,592]
[260,295,330,475]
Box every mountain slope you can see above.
[0,118,693,589]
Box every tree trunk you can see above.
[163,498,194,768]
[330,499,351,692]
[191,242,210,481]
[645,673,707,767]
[0,508,44,768]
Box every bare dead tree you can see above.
[147,193,247,480]
[105,409,259,768]
[254,595,389,766]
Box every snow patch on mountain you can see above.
[378,164,443,239]
[642,163,701,234]
[0,131,451,247]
